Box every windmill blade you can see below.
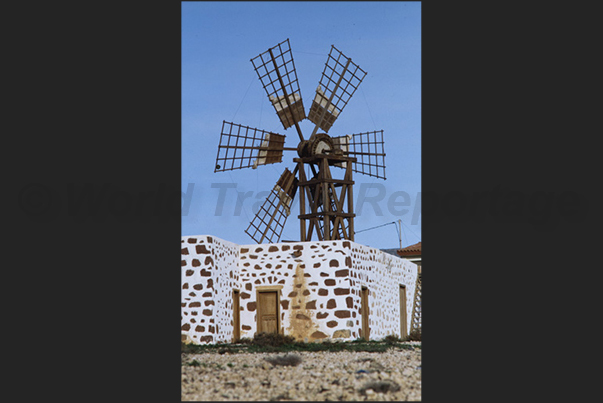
[308,45,367,134]
[332,130,386,179]
[251,39,306,134]
[214,121,286,172]
[245,168,299,244]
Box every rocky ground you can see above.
[181,344,421,401]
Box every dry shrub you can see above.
[383,334,402,344]
[252,332,296,347]
[409,328,421,341]
[264,353,302,367]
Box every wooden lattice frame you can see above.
[296,154,356,242]
[307,45,367,133]
[410,272,422,334]
[214,121,285,172]
[251,38,305,130]
[245,168,298,243]
[333,130,386,179]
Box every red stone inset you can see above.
[334,310,351,318]
[196,244,210,254]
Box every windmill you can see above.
[214,39,386,244]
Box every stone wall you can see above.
[181,235,418,344]
[181,236,239,344]
[349,243,418,340]
[238,241,353,342]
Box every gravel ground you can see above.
[181,345,421,401]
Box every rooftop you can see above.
[397,241,421,257]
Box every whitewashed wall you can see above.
[181,236,239,344]
[181,235,418,344]
[349,243,418,339]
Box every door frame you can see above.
[255,285,283,335]
[232,289,240,342]
[361,286,370,340]
[399,284,408,339]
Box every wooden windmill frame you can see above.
[214,39,386,244]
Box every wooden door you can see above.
[361,287,369,340]
[399,285,408,339]
[257,291,279,334]
[233,290,240,342]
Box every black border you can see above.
[10,2,181,400]
[8,1,598,401]
[423,1,596,401]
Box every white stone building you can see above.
[181,235,419,344]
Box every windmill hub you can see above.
[297,133,335,158]
[310,133,334,156]
[214,39,386,244]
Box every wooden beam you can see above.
[347,161,354,241]
[298,161,306,242]
[298,212,355,219]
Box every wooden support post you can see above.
[298,160,306,242]
[322,157,331,240]
[347,159,355,241]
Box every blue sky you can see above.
[182,1,421,249]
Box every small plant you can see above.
[408,328,421,341]
[383,334,402,344]
[264,353,302,367]
[252,332,296,347]
[187,360,201,367]
[227,362,234,368]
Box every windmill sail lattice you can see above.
[308,45,367,134]
[214,121,286,172]
[332,130,386,179]
[251,39,305,131]
[245,168,298,244]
